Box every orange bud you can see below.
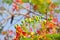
[33,5,38,10]
[2,31,7,35]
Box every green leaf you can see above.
[0,26,3,33]
[46,34,60,40]
[48,18,52,21]
[22,26,28,32]
[54,2,60,6]
[31,0,50,14]
[20,36,31,40]
[33,35,38,40]
[2,0,13,5]
[22,0,29,3]
[54,10,60,13]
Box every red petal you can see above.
[22,32,26,36]
[37,30,41,35]
[16,0,20,2]
[30,27,33,32]
[52,18,58,22]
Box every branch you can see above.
[0,3,60,29]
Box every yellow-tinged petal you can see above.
[41,22,45,29]
[39,35,43,38]
[29,18,32,22]
[47,0,51,4]
[23,36,26,38]
[31,32,34,35]
[44,20,46,23]
[39,0,44,4]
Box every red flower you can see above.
[12,2,19,11]
[16,32,20,38]
[37,30,41,35]
[22,32,26,36]
[30,27,33,32]
[13,37,19,40]
[22,32,28,37]
[15,0,23,4]
[52,18,58,22]
[47,21,55,29]
[16,26,23,33]
[16,0,20,2]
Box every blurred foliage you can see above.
[22,0,29,3]
[31,0,50,14]
[46,34,60,40]
[2,0,60,14]
[54,2,60,6]
[1,0,60,40]
[19,34,60,40]
[2,0,13,5]
[54,10,60,13]
[20,36,31,40]
[0,26,3,33]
